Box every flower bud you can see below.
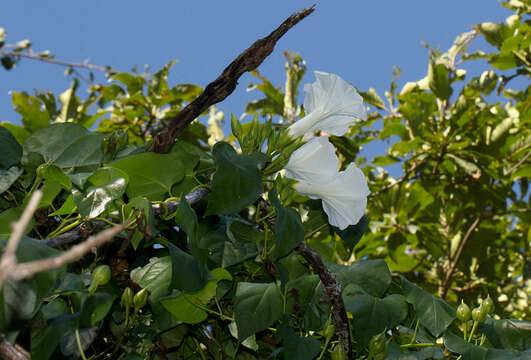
[133,288,149,310]
[456,300,471,321]
[369,332,387,356]
[121,287,134,308]
[323,324,335,340]
[483,296,495,315]
[472,305,487,323]
[92,265,111,286]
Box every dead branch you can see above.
[440,216,482,300]
[0,190,42,288]
[0,49,111,73]
[149,6,315,153]
[42,187,211,248]
[296,243,352,359]
[0,335,29,360]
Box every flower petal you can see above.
[284,136,338,183]
[294,164,370,230]
[289,71,367,138]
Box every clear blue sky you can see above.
[0,1,512,172]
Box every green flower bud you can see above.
[92,265,111,286]
[330,345,346,360]
[121,287,134,308]
[323,324,335,340]
[36,164,47,179]
[456,300,471,321]
[133,288,149,310]
[471,305,487,323]
[369,332,387,356]
[483,296,495,315]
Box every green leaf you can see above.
[373,155,401,166]
[38,180,63,209]
[12,91,50,132]
[343,293,408,349]
[402,277,455,337]
[31,314,77,360]
[234,282,283,341]
[80,292,113,326]
[23,123,104,170]
[480,317,531,351]
[87,166,129,187]
[447,154,481,178]
[73,177,126,218]
[175,197,200,258]
[206,142,264,215]
[160,268,231,324]
[0,123,31,144]
[130,256,172,302]
[0,166,23,195]
[329,259,391,297]
[40,164,72,190]
[444,330,531,360]
[0,127,22,170]
[167,242,209,293]
[428,60,452,100]
[278,323,321,360]
[269,187,304,259]
[109,152,187,200]
[386,342,444,360]
[334,215,370,250]
[2,236,64,328]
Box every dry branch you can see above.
[149,5,315,153]
[296,243,352,359]
[0,49,111,73]
[0,335,29,360]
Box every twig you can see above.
[0,49,111,73]
[42,187,211,248]
[296,243,352,359]
[369,163,418,198]
[0,335,29,360]
[149,5,315,153]
[11,224,124,282]
[440,216,482,300]
[0,190,42,288]
[504,151,531,176]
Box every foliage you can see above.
[0,1,529,359]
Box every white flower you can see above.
[283,136,369,230]
[288,71,367,139]
[284,136,338,183]
[292,163,370,230]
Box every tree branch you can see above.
[42,187,211,248]
[0,49,112,73]
[0,335,29,360]
[296,243,352,359]
[0,190,42,288]
[369,163,418,198]
[440,216,482,300]
[149,5,315,153]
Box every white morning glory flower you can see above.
[284,136,338,183]
[288,71,367,139]
[292,163,370,230]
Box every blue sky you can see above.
[0,1,513,170]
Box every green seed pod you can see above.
[471,305,487,323]
[369,332,387,356]
[483,296,495,315]
[330,345,346,360]
[121,287,134,308]
[92,265,111,286]
[133,288,149,310]
[456,300,471,321]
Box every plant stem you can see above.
[75,328,89,360]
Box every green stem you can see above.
[400,343,440,348]
[463,320,468,340]
[316,336,332,360]
[468,321,479,342]
[410,320,419,345]
[192,337,207,360]
[47,218,82,238]
[75,328,89,360]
